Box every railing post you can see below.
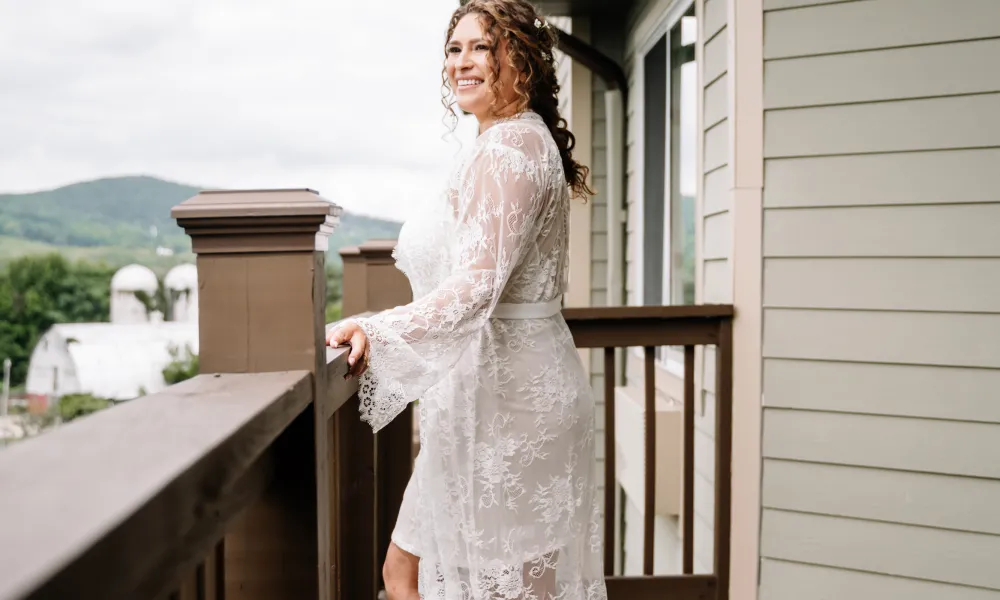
[338,240,413,597]
[341,240,411,315]
[173,189,340,600]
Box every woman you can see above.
[327,1,607,598]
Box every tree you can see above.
[57,393,111,422]
[0,254,114,386]
[162,343,199,385]
[325,262,343,323]
[132,280,171,320]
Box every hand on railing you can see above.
[327,321,370,379]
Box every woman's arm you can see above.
[336,134,549,432]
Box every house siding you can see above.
[589,74,610,492]
[760,0,1000,596]
[693,0,729,576]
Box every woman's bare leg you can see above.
[523,551,558,599]
[384,542,420,600]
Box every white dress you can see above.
[354,111,607,600]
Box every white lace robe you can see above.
[354,112,607,600]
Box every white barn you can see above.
[25,322,198,403]
[22,261,200,411]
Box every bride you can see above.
[327,1,607,598]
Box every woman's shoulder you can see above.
[477,116,551,167]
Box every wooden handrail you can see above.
[0,371,313,600]
[322,344,362,420]
[564,305,733,348]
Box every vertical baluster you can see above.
[714,321,734,600]
[196,561,207,600]
[336,395,377,600]
[683,345,695,575]
[171,562,199,600]
[197,538,223,600]
[603,346,616,576]
[643,346,656,575]
[214,539,226,600]
[376,403,414,592]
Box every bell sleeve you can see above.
[352,134,548,432]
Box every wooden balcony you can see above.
[0,191,733,600]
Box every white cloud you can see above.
[0,0,480,220]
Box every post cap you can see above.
[172,189,341,254]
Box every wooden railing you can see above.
[332,252,735,598]
[343,303,735,600]
[564,305,733,600]
[0,190,732,600]
[0,191,404,600]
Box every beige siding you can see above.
[589,73,609,501]
[702,211,731,260]
[761,559,1000,600]
[764,258,1000,312]
[764,359,1000,423]
[703,120,729,170]
[765,38,1000,109]
[703,165,730,215]
[762,510,1000,590]
[703,28,728,83]
[763,410,1000,479]
[763,0,857,9]
[764,148,1000,208]
[764,204,1000,257]
[764,309,1000,368]
[761,0,1000,594]
[702,259,730,304]
[763,460,1000,535]
[764,94,1000,158]
[703,74,727,128]
[695,1,729,575]
[763,0,1000,59]
[587,43,609,314]
[703,0,725,40]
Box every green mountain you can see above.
[0,176,401,270]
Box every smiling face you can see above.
[445,13,517,127]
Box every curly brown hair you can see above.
[443,0,595,199]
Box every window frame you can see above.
[635,0,698,375]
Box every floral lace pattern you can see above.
[354,112,607,599]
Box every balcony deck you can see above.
[0,191,733,600]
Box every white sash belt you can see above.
[491,298,562,319]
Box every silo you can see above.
[110,264,158,324]
[164,263,198,323]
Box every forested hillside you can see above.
[0,176,401,268]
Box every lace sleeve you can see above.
[353,133,546,432]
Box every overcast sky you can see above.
[0,0,480,221]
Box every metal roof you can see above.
[32,322,199,401]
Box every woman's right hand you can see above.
[326,321,370,379]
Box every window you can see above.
[642,7,697,367]
[670,14,697,306]
[642,36,668,307]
